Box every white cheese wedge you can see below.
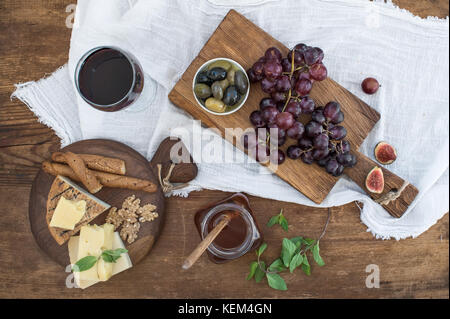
[111,231,133,276]
[68,236,98,289]
[77,224,114,282]
[49,197,86,230]
[68,226,132,289]
[97,223,114,281]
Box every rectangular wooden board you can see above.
[169,10,380,204]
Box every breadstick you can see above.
[42,162,157,193]
[59,152,103,194]
[52,152,126,175]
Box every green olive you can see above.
[227,69,236,85]
[208,60,232,71]
[211,82,224,100]
[205,97,226,113]
[194,83,212,99]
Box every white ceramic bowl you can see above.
[192,58,250,116]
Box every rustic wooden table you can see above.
[0,0,448,299]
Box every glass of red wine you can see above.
[75,46,144,112]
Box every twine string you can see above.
[375,181,409,205]
[157,163,190,193]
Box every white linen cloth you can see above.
[12,0,449,239]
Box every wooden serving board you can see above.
[169,10,418,218]
[29,139,166,267]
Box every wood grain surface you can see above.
[29,139,165,267]
[169,10,418,218]
[0,0,448,299]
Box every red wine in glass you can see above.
[75,46,144,112]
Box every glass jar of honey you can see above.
[194,193,262,263]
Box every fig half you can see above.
[374,142,397,165]
[366,166,384,194]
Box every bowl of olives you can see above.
[193,58,250,115]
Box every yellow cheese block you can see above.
[68,225,132,289]
[77,224,114,282]
[49,197,86,230]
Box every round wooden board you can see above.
[29,139,165,267]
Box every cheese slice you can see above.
[77,224,114,282]
[49,197,86,230]
[68,225,132,289]
[46,175,110,245]
[111,231,133,276]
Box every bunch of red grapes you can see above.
[244,44,357,176]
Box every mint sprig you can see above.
[267,209,289,231]
[246,208,331,291]
[72,248,128,272]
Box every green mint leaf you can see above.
[255,261,266,283]
[101,248,128,263]
[281,238,297,267]
[312,242,325,266]
[103,248,128,257]
[301,254,311,276]
[257,243,267,257]
[290,236,303,248]
[72,255,98,272]
[247,261,258,280]
[266,273,287,291]
[268,258,287,272]
[267,215,279,228]
[280,216,289,232]
[289,253,303,273]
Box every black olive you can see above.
[197,71,212,86]
[207,67,227,81]
[223,85,240,106]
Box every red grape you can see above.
[329,126,347,140]
[313,148,330,160]
[242,131,257,150]
[276,112,295,130]
[275,75,291,92]
[287,145,302,159]
[305,120,323,137]
[309,63,327,81]
[264,60,282,79]
[301,151,314,164]
[260,97,276,110]
[247,68,259,82]
[298,137,313,149]
[323,102,341,121]
[267,123,286,140]
[253,61,265,76]
[312,107,326,124]
[299,96,315,114]
[261,77,276,93]
[271,91,287,103]
[265,47,282,62]
[295,78,312,96]
[270,149,286,165]
[249,110,265,128]
[313,133,329,149]
[362,77,379,94]
[281,58,292,73]
[293,43,307,53]
[303,47,322,65]
[288,50,304,65]
[261,106,279,125]
[330,111,344,124]
[285,100,302,118]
